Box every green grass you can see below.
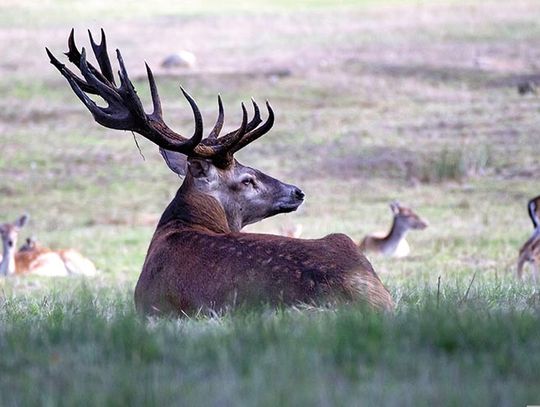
[418,144,493,182]
[1,282,540,405]
[0,283,539,406]
[1,0,540,405]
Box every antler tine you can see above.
[213,102,248,154]
[46,49,131,130]
[47,47,121,129]
[219,99,261,141]
[230,101,274,153]
[45,32,94,95]
[79,47,123,107]
[65,29,113,92]
[246,98,262,132]
[145,63,162,119]
[179,87,204,148]
[64,29,82,64]
[116,51,205,151]
[88,28,116,85]
[115,49,147,119]
[207,95,224,140]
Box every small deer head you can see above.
[390,201,428,230]
[0,214,28,250]
[0,214,29,276]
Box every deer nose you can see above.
[293,187,305,201]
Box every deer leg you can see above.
[532,262,539,285]
[517,255,527,280]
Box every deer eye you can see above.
[241,176,255,187]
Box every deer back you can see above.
[135,221,393,314]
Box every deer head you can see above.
[0,214,29,276]
[46,30,304,232]
[160,149,304,231]
[389,201,428,231]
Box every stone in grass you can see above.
[161,51,197,69]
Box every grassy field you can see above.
[1,0,539,405]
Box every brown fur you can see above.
[15,243,97,276]
[517,233,540,280]
[14,244,55,274]
[359,234,385,254]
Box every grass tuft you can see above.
[420,145,493,183]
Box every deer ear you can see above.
[529,200,539,228]
[187,158,213,179]
[14,214,29,229]
[389,201,400,214]
[159,148,188,176]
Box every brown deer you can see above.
[46,30,394,314]
[0,214,97,277]
[359,201,428,258]
[517,195,540,282]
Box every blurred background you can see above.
[0,0,539,287]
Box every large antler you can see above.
[46,29,274,167]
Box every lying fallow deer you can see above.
[47,30,394,314]
[517,195,540,281]
[359,201,428,258]
[0,214,97,277]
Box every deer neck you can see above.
[0,240,15,276]
[158,181,232,234]
[380,217,409,253]
[521,228,540,254]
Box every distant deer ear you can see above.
[187,158,213,179]
[159,148,188,176]
[389,201,400,214]
[14,214,29,229]
[529,200,539,228]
